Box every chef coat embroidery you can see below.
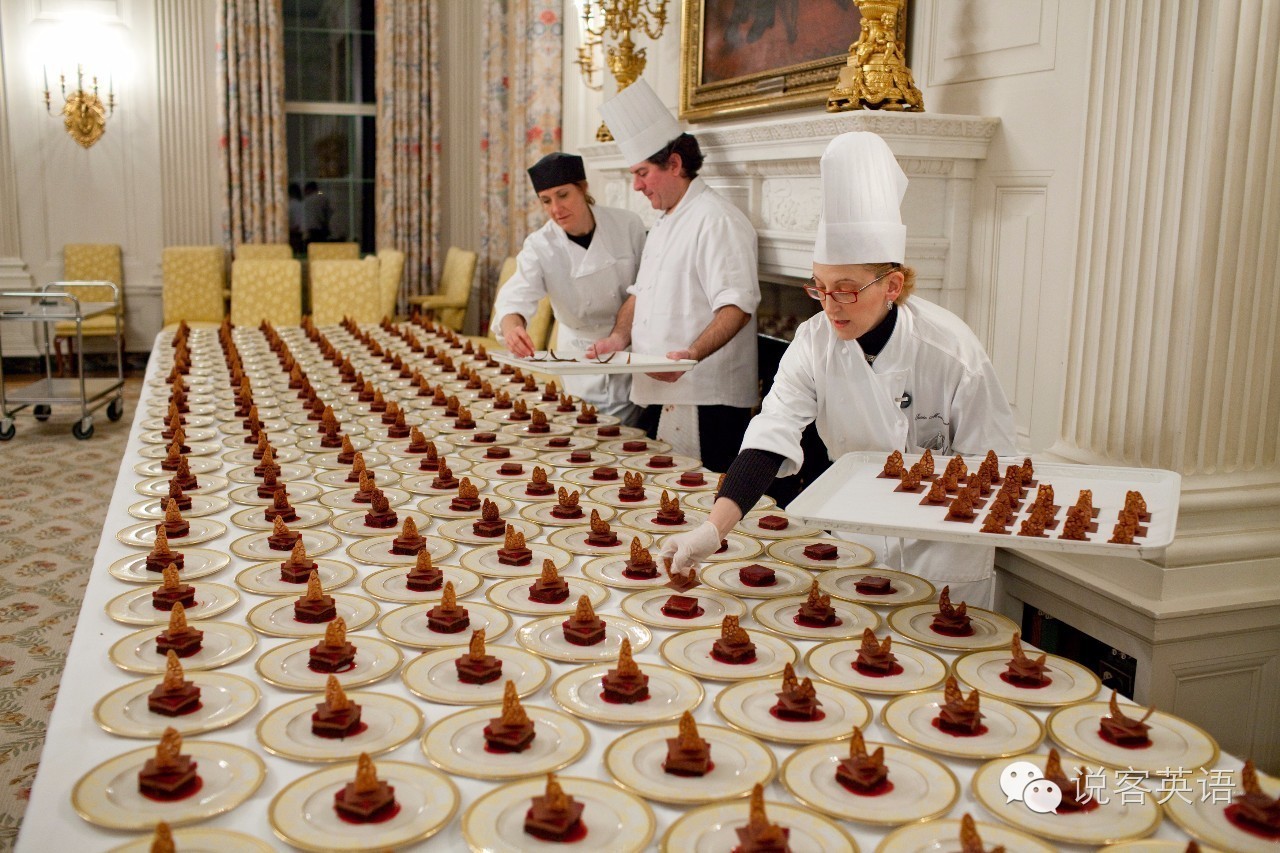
[915,412,952,453]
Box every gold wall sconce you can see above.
[44,65,116,149]
[827,0,923,112]
[575,0,670,141]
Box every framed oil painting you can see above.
[680,0,907,122]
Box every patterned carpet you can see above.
[0,379,140,848]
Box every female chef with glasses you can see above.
[660,132,1017,607]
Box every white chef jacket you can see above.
[491,205,646,418]
[627,178,760,408]
[740,297,1017,599]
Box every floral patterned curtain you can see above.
[375,0,442,303]
[217,0,289,249]
[478,0,564,327]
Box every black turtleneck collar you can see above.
[566,228,594,251]
[857,303,897,361]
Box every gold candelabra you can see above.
[44,65,116,149]
[576,0,670,141]
[827,0,923,112]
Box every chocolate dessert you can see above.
[590,466,619,481]
[151,564,196,610]
[160,442,186,473]
[352,470,379,504]
[771,662,823,721]
[576,402,598,424]
[585,509,620,546]
[601,637,649,703]
[835,727,890,795]
[528,559,571,604]
[426,582,470,633]
[734,784,791,853]
[155,499,190,539]
[263,485,301,522]
[253,446,281,479]
[450,478,482,512]
[546,435,571,448]
[145,529,185,573]
[147,651,201,716]
[362,490,399,529]
[507,398,531,421]
[526,410,551,433]
[294,570,338,623]
[416,441,442,472]
[155,603,203,657]
[880,450,906,479]
[621,440,647,452]
[647,454,674,468]
[1043,748,1097,813]
[854,575,895,595]
[455,628,503,684]
[597,424,621,437]
[430,463,459,490]
[405,550,444,591]
[756,514,789,531]
[333,753,397,822]
[564,450,591,466]
[525,466,555,497]
[622,538,659,579]
[268,516,302,551]
[390,516,427,556]
[312,675,363,738]
[524,773,584,842]
[795,581,841,628]
[343,453,367,483]
[551,486,584,520]
[711,616,756,664]
[138,728,200,800]
[280,540,318,584]
[561,595,606,645]
[802,542,838,561]
[1230,760,1280,836]
[497,525,533,565]
[665,565,701,592]
[452,406,476,430]
[163,478,193,512]
[497,461,523,476]
[385,410,410,439]
[484,680,536,752]
[481,443,508,458]
[854,629,900,676]
[935,676,985,736]
[654,490,686,525]
[930,586,974,637]
[661,595,704,619]
[309,617,357,672]
[677,471,706,487]
[1002,632,1052,687]
[663,711,711,777]
[337,434,359,465]
[738,563,777,587]
[957,812,1006,853]
[1098,690,1155,747]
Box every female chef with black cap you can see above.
[660,132,1017,607]
[491,152,647,422]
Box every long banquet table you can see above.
[16,322,1231,851]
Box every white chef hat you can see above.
[599,79,683,167]
[813,131,908,265]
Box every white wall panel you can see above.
[927,0,1057,86]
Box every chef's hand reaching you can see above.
[648,348,692,383]
[499,317,536,358]
[585,333,626,360]
[659,520,723,576]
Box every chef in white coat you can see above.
[586,80,759,471]
[660,131,1017,607]
[492,152,647,421]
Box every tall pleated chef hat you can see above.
[527,152,586,193]
[813,131,908,265]
[599,79,683,167]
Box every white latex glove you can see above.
[659,520,723,576]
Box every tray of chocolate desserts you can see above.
[786,450,1182,557]
[492,349,698,376]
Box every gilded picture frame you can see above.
[680,0,907,122]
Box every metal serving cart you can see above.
[0,282,125,440]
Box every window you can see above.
[283,0,375,254]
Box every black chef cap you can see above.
[527,152,586,193]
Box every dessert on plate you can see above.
[770,662,823,721]
[472,498,507,537]
[711,616,756,664]
[294,570,337,623]
[362,490,398,529]
[661,594,703,619]
[801,542,837,561]
[455,628,503,684]
[551,487,584,520]
[853,575,895,595]
[663,711,711,777]
[794,580,841,628]
[426,581,470,633]
[958,812,1005,853]
[525,466,555,497]
[930,586,974,637]
[1043,748,1096,812]
[600,637,649,703]
[483,680,535,752]
[1002,632,1052,687]
[528,559,570,604]
[585,509,620,547]
[138,728,200,801]
[654,490,686,525]
[562,595,606,646]
[623,538,659,579]
[935,676,985,736]
[497,525,533,566]
[268,516,302,551]
[1228,759,1280,837]
[151,564,197,611]
[155,499,190,539]
[309,617,357,672]
[312,675,363,738]
[333,753,398,823]
[853,629,900,676]
[280,540,318,584]
[147,651,202,716]
[155,602,203,657]
[1098,690,1155,748]
[618,471,646,502]
[405,550,443,591]
[524,773,584,842]
[146,529,185,573]
[450,478,482,512]
[733,783,791,852]
[390,516,427,556]
[835,726,890,795]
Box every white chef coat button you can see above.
[840,346,848,356]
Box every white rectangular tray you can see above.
[491,349,698,376]
[786,452,1181,558]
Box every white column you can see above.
[0,14,32,290]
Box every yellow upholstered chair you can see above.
[407,246,477,331]
[230,259,302,326]
[161,246,226,330]
[307,242,360,263]
[376,248,405,320]
[54,243,124,373]
[234,243,293,261]
[310,257,381,326]
[476,256,554,352]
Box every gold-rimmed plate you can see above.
[876,818,1056,853]
[562,466,635,488]
[223,445,304,466]
[329,508,432,537]
[117,518,227,548]
[312,449,391,470]
[110,622,257,674]
[887,603,1020,651]
[751,596,880,641]
[93,672,261,738]
[435,515,540,546]
[418,492,514,519]
[486,576,609,616]
[313,467,400,489]
[523,433,600,451]
[598,438,672,457]
[781,740,959,826]
[736,510,824,540]
[806,637,950,696]
[618,505,711,534]
[127,494,230,520]
[245,593,380,637]
[226,481,323,506]
[620,453,701,474]
[256,691,423,762]
[224,462,310,484]
[268,760,458,852]
[498,421,574,440]
[138,440,222,459]
[575,424,648,441]
[376,601,512,649]
[492,478,572,502]
[420,703,589,780]
[699,559,813,599]
[536,449,620,469]
[345,534,456,566]
[579,551,667,589]
[818,567,936,607]
[715,677,871,744]
[230,528,342,560]
[108,549,231,584]
[586,482,663,508]
[881,689,1045,760]
[463,775,654,853]
[620,587,747,630]
[550,663,703,726]
[1045,701,1220,775]
[235,558,357,596]
[545,524,653,557]
[1162,763,1280,853]
[106,583,240,625]
[136,473,230,497]
[953,648,1102,707]
[604,722,774,804]
[229,503,333,531]
[516,613,653,664]
[318,486,413,511]
[398,470,485,496]
[361,564,483,603]
[701,531,767,563]
[107,828,273,852]
[766,537,876,570]
[71,740,266,830]
[255,635,403,691]
[296,433,374,454]
[659,627,798,682]
[550,412,621,429]
[402,644,550,706]
[662,799,855,853]
[459,542,572,578]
